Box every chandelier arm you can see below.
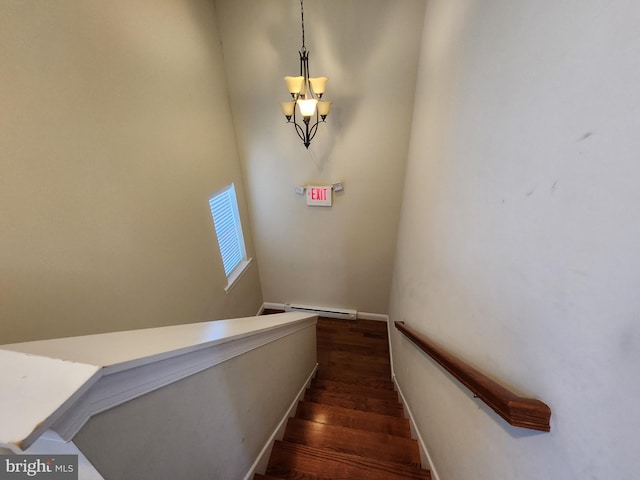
[307,124,318,145]
[293,121,308,146]
[288,105,328,149]
[288,118,326,149]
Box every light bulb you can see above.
[297,98,318,117]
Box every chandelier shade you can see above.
[285,76,305,96]
[309,77,327,96]
[280,101,296,118]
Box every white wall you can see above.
[390,0,640,479]
[215,0,425,314]
[73,323,317,480]
[0,0,262,343]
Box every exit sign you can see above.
[306,186,332,206]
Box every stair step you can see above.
[317,323,388,335]
[317,364,391,381]
[317,322,389,347]
[320,350,391,367]
[304,389,405,417]
[309,378,400,403]
[317,328,389,342]
[317,342,388,359]
[317,323,388,336]
[295,401,411,437]
[266,441,431,480]
[317,339,388,350]
[317,325,388,344]
[284,418,420,466]
[317,318,388,335]
[315,368,395,390]
[318,357,392,379]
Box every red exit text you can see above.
[308,187,328,201]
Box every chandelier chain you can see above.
[300,0,306,49]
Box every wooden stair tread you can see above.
[316,317,388,330]
[315,368,395,390]
[317,321,388,333]
[318,322,388,333]
[284,418,420,466]
[317,329,389,342]
[317,324,388,336]
[317,325,388,336]
[317,360,392,380]
[319,350,391,367]
[317,341,389,356]
[304,389,405,417]
[317,322,389,347]
[295,401,411,437]
[317,343,389,359]
[267,441,431,480]
[309,378,400,402]
[317,334,388,346]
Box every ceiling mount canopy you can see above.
[280,0,331,149]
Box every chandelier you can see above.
[280,0,331,149]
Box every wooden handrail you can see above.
[394,321,551,432]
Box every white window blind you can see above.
[209,184,246,277]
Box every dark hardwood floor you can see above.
[255,316,431,480]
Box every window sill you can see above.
[224,258,253,294]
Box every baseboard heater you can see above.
[284,304,357,320]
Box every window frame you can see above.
[208,183,252,293]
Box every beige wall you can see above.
[390,0,640,479]
[0,0,262,344]
[215,0,426,314]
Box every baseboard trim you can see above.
[389,318,438,479]
[393,375,441,480]
[261,303,389,322]
[285,304,357,320]
[357,312,388,322]
[243,363,318,480]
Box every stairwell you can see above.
[255,316,431,480]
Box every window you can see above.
[208,184,251,292]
